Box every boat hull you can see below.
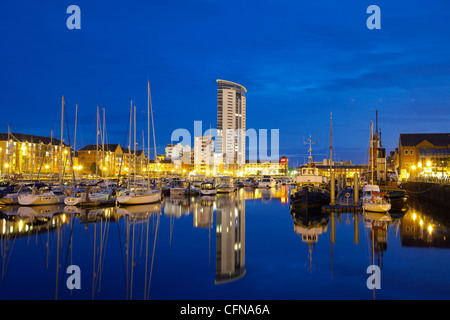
[363,202,391,213]
[170,188,188,197]
[117,191,161,205]
[216,187,235,193]
[18,193,65,206]
[64,193,111,206]
[0,194,20,205]
[290,185,330,207]
[200,189,217,196]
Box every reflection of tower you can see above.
[215,192,246,284]
[192,197,214,229]
[290,205,329,274]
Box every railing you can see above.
[407,176,450,185]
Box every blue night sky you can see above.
[1,0,449,165]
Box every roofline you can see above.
[216,79,247,92]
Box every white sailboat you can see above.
[19,96,67,206]
[117,81,162,205]
[18,186,66,206]
[362,121,391,213]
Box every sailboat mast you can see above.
[102,108,105,174]
[74,104,78,182]
[59,96,64,188]
[371,121,374,190]
[148,82,158,188]
[134,104,136,189]
[96,105,99,178]
[330,112,332,172]
[127,101,132,190]
[147,81,150,188]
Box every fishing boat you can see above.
[258,176,276,188]
[200,181,216,196]
[290,135,330,207]
[215,176,235,193]
[362,121,391,213]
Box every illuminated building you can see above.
[77,144,148,177]
[296,159,366,179]
[216,79,246,173]
[0,132,72,178]
[244,159,288,176]
[194,135,214,176]
[398,133,450,179]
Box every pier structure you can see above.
[323,173,362,213]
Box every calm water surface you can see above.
[1,186,449,300]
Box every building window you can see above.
[405,150,408,155]
[410,149,414,155]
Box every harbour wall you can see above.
[403,182,450,207]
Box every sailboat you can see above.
[19,96,67,206]
[362,121,391,213]
[117,81,162,205]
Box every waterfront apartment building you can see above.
[216,79,246,173]
[398,133,450,179]
[77,144,147,178]
[165,142,191,160]
[0,132,72,178]
[194,135,214,176]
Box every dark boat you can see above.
[290,164,330,207]
[290,135,330,207]
[381,187,408,212]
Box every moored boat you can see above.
[117,188,161,205]
[200,181,216,196]
[258,176,276,188]
[215,176,235,193]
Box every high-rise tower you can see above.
[216,79,246,172]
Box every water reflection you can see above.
[290,205,329,274]
[401,198,450,248]
[1,187,449,300]
[215,192,246,284]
